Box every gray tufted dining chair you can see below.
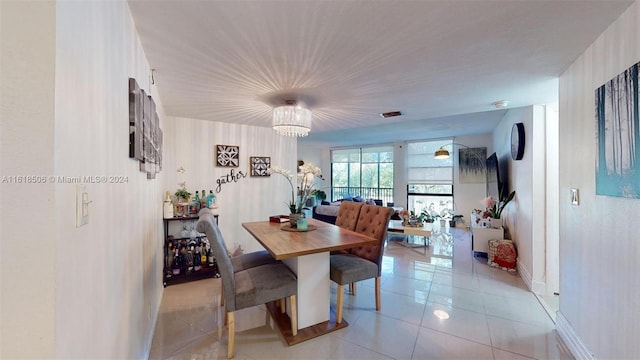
[196,211,298,359]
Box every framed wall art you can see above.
[216,145,240,167]
[595,60,639,198]
[129,77,162,179]
[459,147,486,184]
[250,156,271,177]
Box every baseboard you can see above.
[556,312,595,360]
[517,260,532,290]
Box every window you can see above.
[331,146,394,204]
[407,140,454,217]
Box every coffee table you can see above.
[387,220,433,247]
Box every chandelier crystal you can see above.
[272,101,312,137]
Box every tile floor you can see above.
[149,226,573,360]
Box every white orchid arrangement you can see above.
[268,163,324,214]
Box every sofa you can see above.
[312,199,402,224]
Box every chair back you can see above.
[196,209,236,309]
[335,201,364,231]
[351,204,393,275]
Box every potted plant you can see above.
[419,210,435,223]
[312,189,327,203]
[174,188,191,203]
[450,214,464,228]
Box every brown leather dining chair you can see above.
[334,201,364,231]
[196,210,298,359]
[329,204,393,323]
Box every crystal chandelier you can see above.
[272,100,312,137]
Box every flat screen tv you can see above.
[485,152,506,200]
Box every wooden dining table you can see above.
[242,218,377,345]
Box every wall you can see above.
[1,1,57,357]
[493,106,546,293]
[164,117,297,254]
[52,1,166,358]
[557,1,640,358]
[451,134,494,225]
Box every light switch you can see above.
[570,188,579,205]
[76,184,90,227]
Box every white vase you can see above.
[489,218,503,229]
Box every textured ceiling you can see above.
[128,0,632,147]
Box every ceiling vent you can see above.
[379,111,403,118]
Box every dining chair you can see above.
[199,209,277,306]
[330,204,393,323]
[334,201,364,231]
[196,211,298,359]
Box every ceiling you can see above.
[128,0,632,147]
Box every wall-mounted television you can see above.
[486,152,506,200]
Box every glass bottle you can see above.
[193,246,201,271]
[171,248,181,275]
[201,189,207,208]
[207,245,214,267]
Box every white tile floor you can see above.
[149,227,573,360]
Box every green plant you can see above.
[482,190,516,219]
[175,188,191,200]
[419,210,435,223]
[312,189,327,201]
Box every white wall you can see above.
[163,117,296,254]
[1,1,170,358]
[492,106,549,294]
[52,1,166,358]
[451,134,494,225]
[557,1,640,358]
[1,1,57,357]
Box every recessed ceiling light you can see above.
[493,100,509,109]
[380,111,403,118]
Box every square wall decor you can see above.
[216,145,239,167]
[250,156,271,177]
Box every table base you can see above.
[266,301,348,346]
[388,232,430,248]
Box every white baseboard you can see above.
[517,260,532,289]
[556,312,594,360]
[516,261,546,294]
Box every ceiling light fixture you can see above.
[493,100,509,109]
[272,100,312,137]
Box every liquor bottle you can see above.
[200,242,208,266]
[193,246,201,271]
[201,189,207,209]
[206,190,216,208]
[171,248,181,275]
[207,245,214,267]
[190,191,201,214]
[186,244,194,273]
[163,191,174,218]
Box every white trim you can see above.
[556,312,595,360]
[517,260,532,289]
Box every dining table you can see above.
[242,218,377,345]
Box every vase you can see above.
[489,217,503,229]
[289,213,303,228]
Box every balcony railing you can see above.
[331,187,394,205]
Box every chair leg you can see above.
[227,311,235,359]
[289,295,297,336]
[336,284,344,324]
[350,282,356,295]
[280,298,286,313]
[375,277,381,311]
[220,283,225,306]
[224,311,228,327]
